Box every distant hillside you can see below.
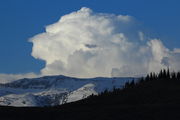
[1,69,180,120]
[0,75,132,106]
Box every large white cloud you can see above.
[29,7,180,78]
[1,7,179,83]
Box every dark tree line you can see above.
[84,69,180,105]
[1,69,180,120]
[122,68,180,91]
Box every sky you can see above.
[0,0,180,82]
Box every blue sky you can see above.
[0,0,180,74]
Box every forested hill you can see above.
[1,69,180,120]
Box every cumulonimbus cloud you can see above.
[29,7,180,78]
[1,7,180,83]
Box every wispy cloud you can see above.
[0,73,41,83]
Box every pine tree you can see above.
[167,68,170,79]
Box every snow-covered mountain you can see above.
[0,75,134,107]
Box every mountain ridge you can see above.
[0,75,133,107]
[1,69,180,120]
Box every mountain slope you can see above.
[0,75,133,106]
[1,70,180,120]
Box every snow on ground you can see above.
[0,75,134,107]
